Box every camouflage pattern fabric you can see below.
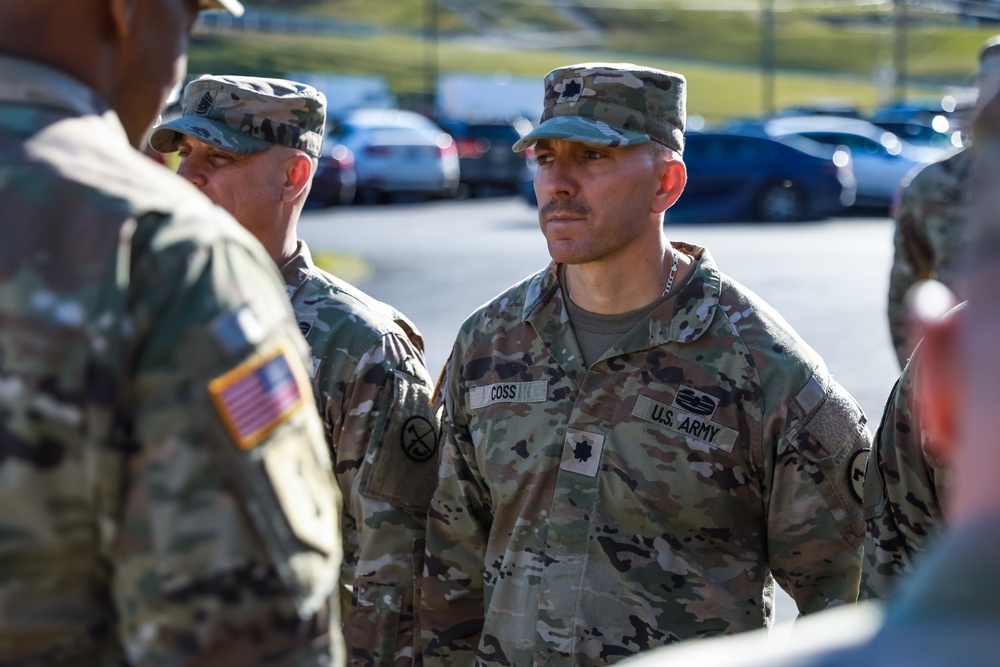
[887,148,971,369]
[0,56,344,665]
[617,517,1000,667]
[860,339,951,601]
[151,75,327,158]
[513,63,686,154]
[422,243,870,667]
[282,243,440,667]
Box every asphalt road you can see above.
[299,196,899,422]
[298,195,901,627]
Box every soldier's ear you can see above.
[106,0,138,39]
[909,282,963,462]
[652,154,686,215]
[283,151,314,203]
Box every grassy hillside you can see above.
[190,1,991,121]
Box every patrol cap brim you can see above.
[150,116,273,155]
[201,0,245,16]
[512,116,649,152]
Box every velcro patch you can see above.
[468,381,547,410]
[559,429,605,477]
[210,343,307,450]
[363,370,440,513]
[633,395,738,451]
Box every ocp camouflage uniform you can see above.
[860,337,952,601]
[887,148,971,368]
[422,243,870,667]
[0,56,344,665]
[282,242,440,667]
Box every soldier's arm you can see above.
[420,355,490,667]
[764,374,869,614]
[887,179,934,368]
[113,214,342,665]
[335,331,440,667]
[860,347,948,600]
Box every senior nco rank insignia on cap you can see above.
[210,343,307,449]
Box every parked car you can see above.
[436,119,532,198]
[762,115,949,208]
[669,132,855,223]
[308,142,357,207]
[329,108,460,203]
[870,119,962,151]
[521,133,854,223]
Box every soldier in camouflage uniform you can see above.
[859,328,953,600]
[0,1,344,665]
[886,150,970,369]
[864,36,1000,600]
[420,63,870,667]
[886,36,1000,369]
[151,75,441,667]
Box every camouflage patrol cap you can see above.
[150,75,326,158]
[201,0,244,15]
[512,62,686,154]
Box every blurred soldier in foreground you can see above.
[151,75,441,667]
[863,36,1000,599]
[420,62,871,667]
[0,1,345,665]
[618,72,1000,667]
[886,35,1000,368]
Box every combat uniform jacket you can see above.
[887,148,971,368]
[282,242,440,667]
[617,516,1000,667]
[422,243,870,667]
[860,336,951,601]
[0,57,343,665]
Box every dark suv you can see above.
[436,120,531,198]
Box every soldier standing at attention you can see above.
[420,62,871,667]
[886,35,1000,369]
[0,1,345,665]
[150,75,441,667]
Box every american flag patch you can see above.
[210,345,306,450]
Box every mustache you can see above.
[540,198,591,220]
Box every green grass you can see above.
[191,2,991,122]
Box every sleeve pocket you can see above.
[361,369,441,513]
[786,376,871,547]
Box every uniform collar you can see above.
[0,55,120,127]
[523,241,722,347]
[279,239,315,291]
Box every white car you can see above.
[330,108,460,204]
[764,116,952,208]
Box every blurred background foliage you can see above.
[189,1,998,122]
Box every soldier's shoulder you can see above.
[459,269,544,335]
[905,147,969,192]
[294,268,416,351]
[713,272,825,381]
[35,110,244,235]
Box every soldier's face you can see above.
[534,138,666,266]
[175,137,287,249]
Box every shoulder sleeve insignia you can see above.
[209,343,308,450]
